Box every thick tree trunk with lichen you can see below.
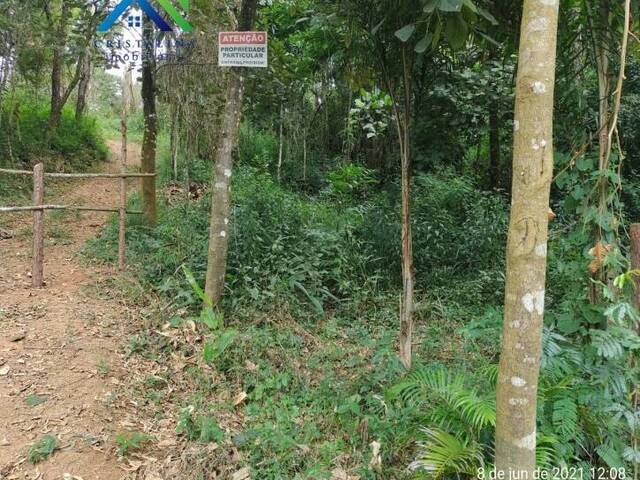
[204,73,244,303]
[204,0,258,304]
[495,0,560,475]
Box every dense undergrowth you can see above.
[85,123,638,479]
[0,93,108,206]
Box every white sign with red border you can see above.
[218,31,268,68]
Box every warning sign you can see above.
[218,31,268,68]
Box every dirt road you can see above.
[0,141,144,479]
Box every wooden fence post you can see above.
[118,70,131,271]
[32,163,44,287]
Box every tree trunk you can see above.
[398,46,414,370]
[277,103,284,182]
[588,0,611,304]
[170,102,180,180]
[48,2,69,132]
[140,16,157,225]
[495,0,560,475]
[48,46,63,131]
[0,48,12,118]
[302,129,307,182]
[204,0,258,304]
[488,102,501,189]
[75,53,92,121]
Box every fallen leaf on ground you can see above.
[232,467,251,480]
[233,391,247,406]
[331,468,348,480]
[369,440,382,471]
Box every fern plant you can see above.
[392,322,639,478]
[387,366,495,478]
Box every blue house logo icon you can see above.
[98,0,193,33]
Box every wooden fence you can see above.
[0,163,155,288]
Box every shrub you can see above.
[0,93,107,172]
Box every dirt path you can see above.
[0,141,145,479]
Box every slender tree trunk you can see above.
[0,48,12,118]
[398,46,414,370]
[48,3,69,132]
[75,53,92,120]
[302,130,307,182]
[277,103,284,182]
[204,0,258,304]
[140,17,157,225]
[170,102,180,180]
[49,46,63,131]
[495,0,560,475]
[119,70,131,270]
[489,103,501,189]
[586,0,611,304]
[344,88,353,163]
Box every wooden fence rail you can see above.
[0,163,154,287]
[0,205,144,214]
[0,168,154,178]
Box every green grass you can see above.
[25,394,48,407]
[28,434,57,464]
[115,431,153,456]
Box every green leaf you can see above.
[462,0,477,12]
[438,0,464,12]
[423,0,439,12]
[415,33,433,53]
[292,281,324,315]
[413,428,483,477]
[444,14,469,50]
[371,18,385,35]
[395,24,416,42]
[476,31,500,47]
[200,306,224,331]
[476,6,498,25]
[203,329,238,364]
[552,397,578,436]
[597,444,624,469]
[556,313,580,335]
[182,265,213,307]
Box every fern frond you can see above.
[453,391,496,430]
[536,434,560,468]
[552,397,578,438]
[596,443,624,468]
[387,366,465,405]
[410,428,484,478]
